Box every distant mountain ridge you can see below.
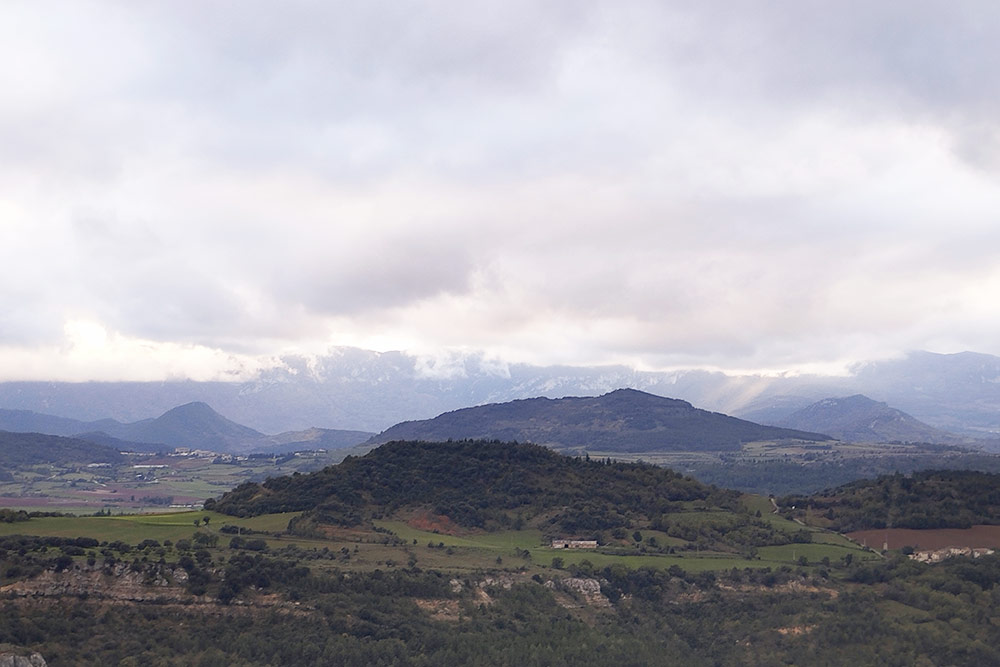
[847,351,1000,437]
[0,403,374,454]
[1,349,999,438]
[263,427,377,455]
[773,394,966,445]
[366,388,831,453]
[105,402,266,452]
[0,409,121,439]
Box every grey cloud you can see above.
[65,2,623,185]
[270,230,478,315]
[636,1,1000,165]
[0,293,64,346]
[628,1,1000,107]
[136,1,586,96]
[9,1,1000,182]
[3,1,1000,377]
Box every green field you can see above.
[809,530,861,547]
[0,507,878,576]
[0,450,341,514]
[374,518,872,573]
[756,542,877,563]
[377,520,545,549]
[742,494,775,515]
[0,510,300,543]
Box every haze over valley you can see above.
[1,348,998,439]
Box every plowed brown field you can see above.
[847,525,1000,550]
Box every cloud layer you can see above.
[2,1,1000,380]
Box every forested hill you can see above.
[0,430,124,466]
[365,389,831,453]
[101,402,266,452]
[208,440,741,535]
[783,470,1000,531]
[775,394,963,444]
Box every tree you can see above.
[193,532,218,547]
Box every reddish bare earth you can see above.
[78,484,201,504]
[405,510,464,535]
[0,497,81,508]
[0,484,202,509]
[847,525,1000,550]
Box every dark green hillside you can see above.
[6,520,1000,665]
[366,389,830,453]
[689,451,1000,496]
[0,430,124,466]
[784,470,1000,531]
[209,440,747,538]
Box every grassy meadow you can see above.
[0,504,878,576]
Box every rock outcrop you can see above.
[0,563,189,603]
[0,651,47,667]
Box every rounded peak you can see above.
[163,401,217,415]
[600,388,690,405]
[840,394,877,403]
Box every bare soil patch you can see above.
[79,485,201,504]
[718,581,838,599]
[0,497,77,508]
[405,510,464,536]
[415,598,462,622]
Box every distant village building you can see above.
[909,547,994,563]
[189,450,217,457]
[551,539,598,549]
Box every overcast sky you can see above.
[2,1,999,381]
